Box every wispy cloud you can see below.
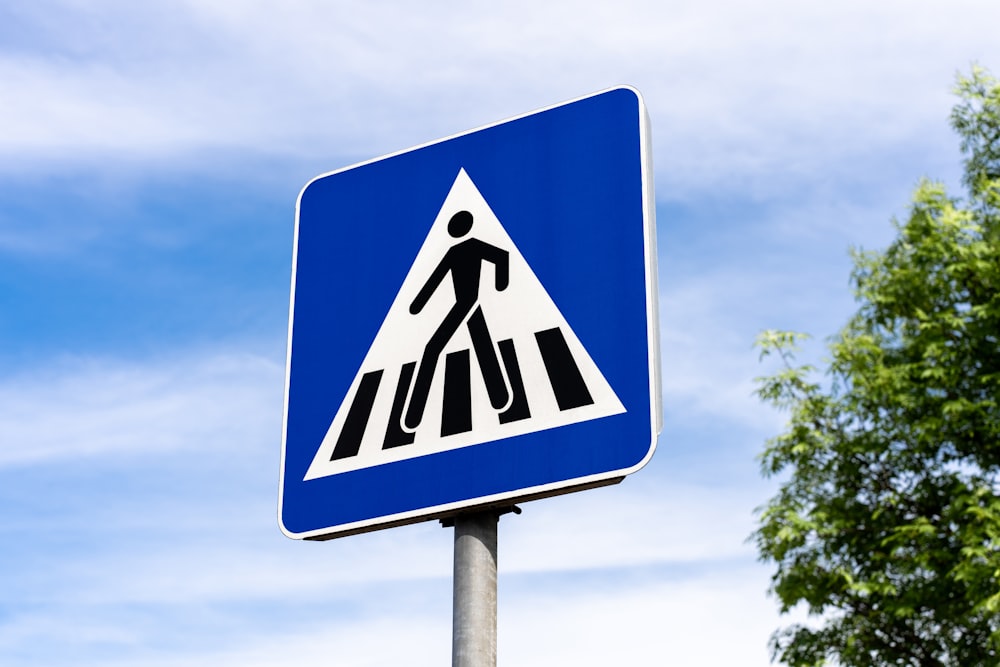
[3,0,997,192]
[0,349,282,467]
[500,565,789,666]
[5,562,784,667]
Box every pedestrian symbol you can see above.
[304,168,626,481]
[405,208,511,432]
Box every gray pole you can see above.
[449,506,520,666]
[451,510,500,667]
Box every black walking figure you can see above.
[404,210,511,430]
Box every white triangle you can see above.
[305,169,625,480]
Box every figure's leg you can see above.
[405,303,469,430]
[466,306,510,410]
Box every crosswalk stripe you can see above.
[498,338,531,424]
[330,369,383,461]
[441,349,473,436]
[535,327,595,411]
[382,361,416,450]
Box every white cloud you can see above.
[2,0,998,194]
[503,481,763,572]
[500,565,787,666]
[660,272,802,432]
[0,349,283,467]
[0,600,452,667]
[8,474,762,608]
[169,614,450,667]
[656,192,916,432]
[13,562,788,667]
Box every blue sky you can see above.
[3,1,1000,664]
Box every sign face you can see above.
[280,87,660,539]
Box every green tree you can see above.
[753,66,1000,666]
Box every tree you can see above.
[753,66,1000,666]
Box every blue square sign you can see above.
[280,86,660,539]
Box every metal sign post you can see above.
[452,511,498,667]
[445,506,519,667]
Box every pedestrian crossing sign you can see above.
[280,86,660,539]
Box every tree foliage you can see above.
[753,67,1000,666]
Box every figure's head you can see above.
[448,210,473,238]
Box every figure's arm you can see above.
[476,240,509,291]
[494,247,509,291]
[410,256,450,314]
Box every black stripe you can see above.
[535,328,594,411]
[441,349,472,436]
[498,338,531,424]
[383,361,417,449]
[330,370,383,460]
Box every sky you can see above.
[2,1,1000,665]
